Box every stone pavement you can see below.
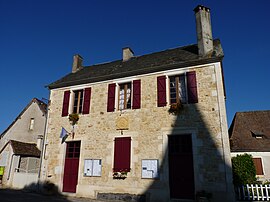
[0,188,121,202]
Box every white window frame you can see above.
[168,73,188,104]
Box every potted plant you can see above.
[68,113,79,138]
[68,113,79,125]
[113,171,128,179]
[168,102,183,115]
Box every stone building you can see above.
[41,5,234,202]
[0,98,47,188]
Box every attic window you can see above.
[251,131,264,139]
[29,118,35,130]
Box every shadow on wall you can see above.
[0,181,71,202]
[141,103,234,202]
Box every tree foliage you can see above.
[232,153,256,185]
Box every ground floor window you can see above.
[253,158,264,175]
[18,157,40,173]
[113,137,131,172]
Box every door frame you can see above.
[168,134,195,199]
[161,128,199,199]
[62,141,81,193]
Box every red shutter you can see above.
[157,76,167,107]
[187,71,198,103]
[82,87,91,114]
[132,80,141,109]
[113,137,131,172]
[253,158,264,175]
[62,91,70,117]
[107,83,116,112]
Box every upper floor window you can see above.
[62,87,92,117]
[29,118,35,130]
[73,89,84,114]
[119,82,131,110]
[107,80,141,112]
[169,75,187,104]
[157,71,198,107]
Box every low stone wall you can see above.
[97,193,146,202]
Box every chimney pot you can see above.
[122,47,134,61]
[194,5,213,57]
[72,54,83,73]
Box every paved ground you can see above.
[0,188,255,202]
[0,188,121,202]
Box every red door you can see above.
[168,135,195,199]
[63,141,81,193]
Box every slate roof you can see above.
[10,140,41,157]
[0,98,47,137]
[229,110,270,152]
[48,39,224,89]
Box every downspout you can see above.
[7,154,15,180]
[37,94,50,190]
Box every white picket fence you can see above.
[237,184,270,201]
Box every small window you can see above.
[169,74,187,104]
[253,158,264,175]
[118,82,132,110]
[29,118,35,130]
[66,141,81,159]
[251,131,264,139]
[73,89,84,114]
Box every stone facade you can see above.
[42,62,234,201]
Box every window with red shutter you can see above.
[62,91,70,117]
[253,158,264,175]
[113,137,131,172]
[132,80,141,109]
[63,88,92,116]
[167,71,198,105]
[72,89,84,114]
[157,76,167,107]
[118,82,132,110]
[107,83,116,112]
[82,88,91,114]
[169,75,187,104]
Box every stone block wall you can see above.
[42,62,234,201]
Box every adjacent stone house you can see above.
[0,98,47,188]
[229,110,270,183]
[41,5,234,202]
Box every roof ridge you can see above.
[83,43,199,69]
[236,110,270,114]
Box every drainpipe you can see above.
[37,95,50,191]
[7,154,15,181]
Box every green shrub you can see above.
[232,153,256,185]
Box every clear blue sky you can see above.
[0,0,269,133]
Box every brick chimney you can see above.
[122,47,134,62]
[72,54,83,73]
[194,5,213,57]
